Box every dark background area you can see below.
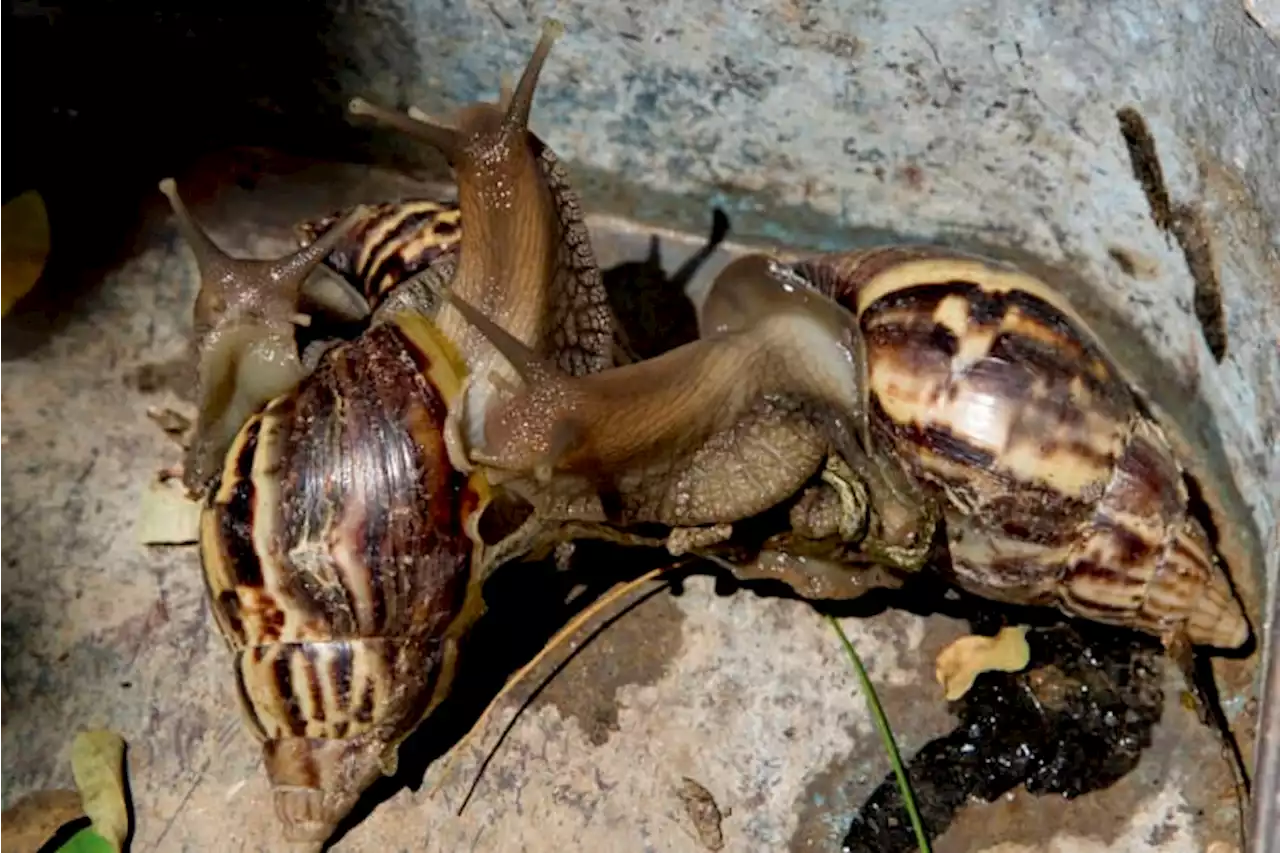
[3,1,388,288]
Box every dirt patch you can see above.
[534,584,687,746]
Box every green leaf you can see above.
[56,827,117,853]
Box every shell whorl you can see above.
[794,249,1249,648]
[295,199,463,310]
[199,318,487,842]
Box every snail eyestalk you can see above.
[348,97,463,161]
[503,18,564,131]
[424,276,544,384]
[348,18,563,162]
[157,177,367,493]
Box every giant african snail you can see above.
[158,20,623,848]
[428,249,938,596]
[788,247,1252,650]
[446,244,1252,652]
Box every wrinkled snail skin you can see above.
[157,179,370,494]
[199,314,489,846]
[349,19,616,451]
[790,247,1250,649]
[441,253,867,529]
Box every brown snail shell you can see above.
[198,314,490,844]
[295,199,462,310]
[790,246,1251,649]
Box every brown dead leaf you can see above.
[70,730,130,852]
[145,404,194,445]
[2,190,52,316]
[935,625,1032,701]
[676,777,726,851]
[0,789,85,853]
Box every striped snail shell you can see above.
[787,246,1251,650]
[159,18,621,847]
[198,313,488,845]
[295,199,462,311]
[163,173,489,847]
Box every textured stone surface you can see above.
[2,1,1278,851]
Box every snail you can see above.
[443,242,1252,651]
[763,246,1254,650]
[433,252,936,593]
[160,19,623,847]
[158,180,372,493]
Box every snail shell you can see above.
[295,199,462,310]
[166,20,616,846]
[791,246,1251,649]
[199,313,489,844]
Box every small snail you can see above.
[163,19,621,847]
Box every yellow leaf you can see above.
[69,730,130,852]
[2,190,52,316]
[136,476,201,545]
[0,789,85,853]
[935,625,1031,701]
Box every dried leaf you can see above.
[136,476,201,545]
[69,730,129,852]
[2,190,52,316]
[145,405,194,445]
[1,789,84,853]
[676,777,726,851]
[935,625,1031,701]
[56,827,118,853]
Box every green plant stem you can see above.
[826,614,932,853]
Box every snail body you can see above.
[784,246,1250,649]
[438,254,878,537]
[349,19,616,450]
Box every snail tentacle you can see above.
[158,178,366,493]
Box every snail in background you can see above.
[294,198,463,310]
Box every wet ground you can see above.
[0,151,1261,852]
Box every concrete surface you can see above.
[3,0,1278,851]
[0,157,1269,851]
